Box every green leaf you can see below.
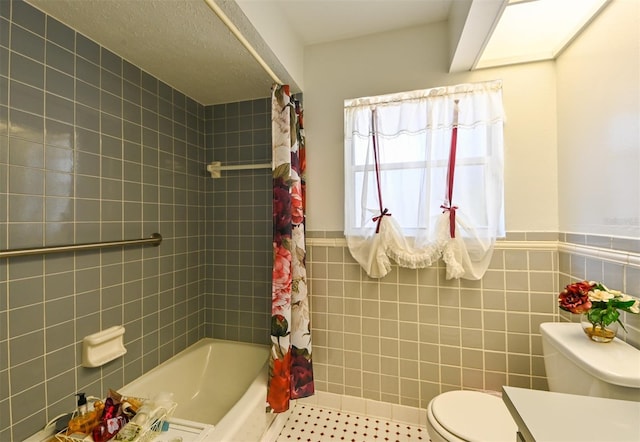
[611,299,636,310]
[591,300,608,309]
[587,308,604,324]
[602,306,619,326]
[273,163,290,179]
[617,318,628,333]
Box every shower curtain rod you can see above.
[207,161,271,178]
[203,0,283,85]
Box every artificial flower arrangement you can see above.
[559,281,640,340]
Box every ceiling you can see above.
[269,0,453,46]
[25,0,454,105]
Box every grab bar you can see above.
[0,233,162,259]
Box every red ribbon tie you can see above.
[372,208,391,233]
[440,204,457,238]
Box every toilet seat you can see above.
[430,391,517,442]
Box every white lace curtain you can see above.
[344,80,505,279]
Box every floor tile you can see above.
[276,404,428,442]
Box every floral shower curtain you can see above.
[268,84,314,413]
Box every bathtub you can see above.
[118,338,277,441]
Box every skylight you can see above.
[475,0,610,69]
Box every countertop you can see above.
[502,386,640,442]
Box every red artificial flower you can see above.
[559,281,594,314]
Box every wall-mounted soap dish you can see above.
[82,325,127,368]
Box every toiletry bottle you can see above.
[83,399,105,434]
[92,397,128,442]
[67,393,93,434]
[92,414,127,441]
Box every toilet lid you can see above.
[431,391,517,442]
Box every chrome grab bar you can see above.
[0,233,162,259]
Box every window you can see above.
[344,81,505,279]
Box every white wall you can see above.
[235,0,305,91]
[303,22,559,233]
[556,0,640,238]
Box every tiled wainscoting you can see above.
[558,233,640,345]
[305,232,640,410]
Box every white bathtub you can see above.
[119,338,276,441]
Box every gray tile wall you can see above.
[306,233,558,409]
[559,234,640,347]
[0,1,207,439]
[204,99,273,344]
[305,232,640,409]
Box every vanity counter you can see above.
[502,386,640,442]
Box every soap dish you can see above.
[82,326,127,368]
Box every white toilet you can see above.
[425,322,640,442]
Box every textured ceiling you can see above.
[26,0,290,105]
[26,0,453,105]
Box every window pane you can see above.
[353,134,371,166]
[378,133,428,165]
[453,164,489,227]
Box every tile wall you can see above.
[558,233,640,345]
[305,232,640,410]
[0,1,207,439]
[204,99,273,344]
[306,232,559,409]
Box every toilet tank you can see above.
[540,322,640,402]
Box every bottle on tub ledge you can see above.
[114,391,175,442]
[92,396,128,442]
[65,393,104,437]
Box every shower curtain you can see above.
[268,84,314,413]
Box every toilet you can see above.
[426,322,640,442]
[426,389,516,441]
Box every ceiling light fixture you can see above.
[475,0,610,69]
